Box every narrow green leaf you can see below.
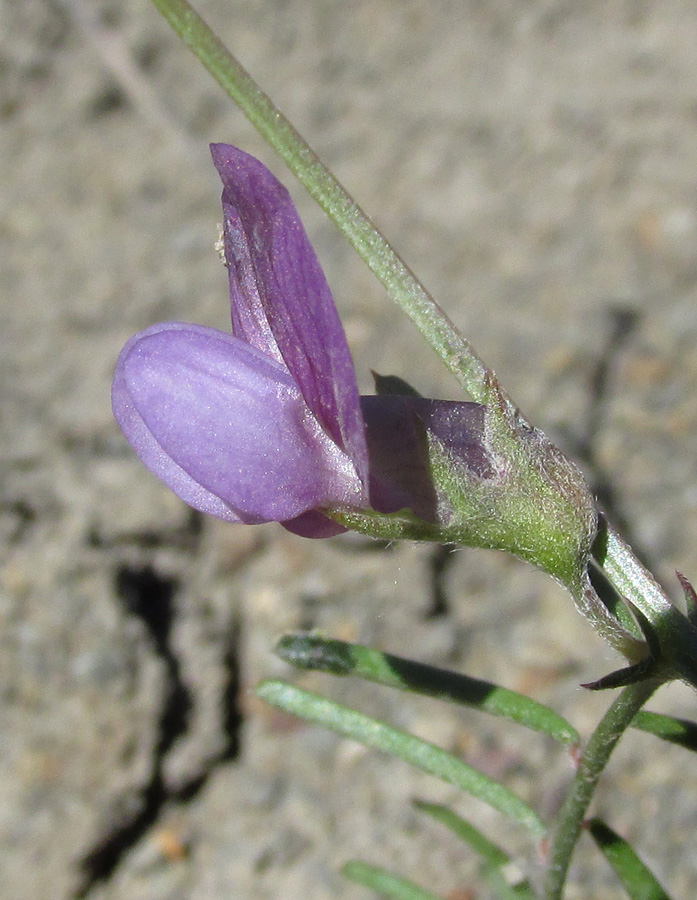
[275,634,579,746]
[483,866,539,900]
[632,710,697,752]
[414,802,537,900]
[342,861,442,900]
[588,819,673,900]
[256,680,546,837]
[414,800,509,865]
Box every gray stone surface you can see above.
[2,1,697,898]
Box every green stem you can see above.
[150,0,697,683]
[597,523,697,687]
[149,0,489,401]
[544,679,659,900]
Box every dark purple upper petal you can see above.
[210,144,368,487]
[112,322,367,524]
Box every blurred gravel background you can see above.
[3,2,697,898]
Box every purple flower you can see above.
[112,144,489,538]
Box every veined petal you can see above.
[210,144,368,485]
[112,322,367,524]
[361,395,491,521]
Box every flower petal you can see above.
[282,509,349,539]
[210,143,368,485]
[361,395,492,521]
[112,322,367,523]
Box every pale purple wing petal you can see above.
[112,322,366,524]
[361,396,491,520]
[282,510,348,538]
[210,144,368,484]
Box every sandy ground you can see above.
[3,2,697,898]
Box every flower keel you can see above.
[113,322,366,525]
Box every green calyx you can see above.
[333,373,596,590]
[329,374,648,658]
[434,372,597,589]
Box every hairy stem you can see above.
[149,0,697,681]
[597,521,697,687]
[544,679,659,900]
[149,0,490,401]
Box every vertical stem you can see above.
[148,0,490,402]
[544,679,659,900]
[148,1,697,677]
